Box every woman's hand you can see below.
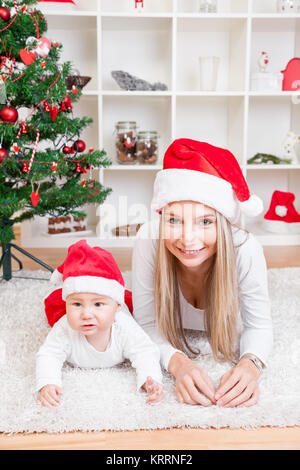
[142,376,164,405]
[215,358,261,408]
[169,353,216,406]
[38,384,63,408]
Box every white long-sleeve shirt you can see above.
[36,310,163,392]
[132,218,273,371]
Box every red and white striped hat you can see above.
[50,239,125,303]
[151,139,263,223]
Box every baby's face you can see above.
[66,292,121,336]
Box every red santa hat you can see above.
[151,139,263,223]
[263,190,300,233]
[50,239,125,303]
[44,287,133,327]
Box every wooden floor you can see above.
[0,427,299,450]
[1,228,300,450]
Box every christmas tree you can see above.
[0,0,112,252]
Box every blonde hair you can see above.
[154,210,246,364]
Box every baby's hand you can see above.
[142,376,163,405]
[38,384,63,408]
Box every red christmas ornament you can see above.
[0,148,7,161]
[50,105,58,121]
[19,49,36,66]
[51,162,58,172]
[22,161,29,173]
[60,94,72,112]
[75,162,81,172]
[71,85,78,94]
[59,101,66,112]
[13,143,20,153]
[81,179,86,187]
[33,37,51,59]
[31,191,39,207]
[20,122,28,134]
[81,166,87,174]
[73,139,86,153]
[63,146,71,154]
[0,7,11,22]
[135,0,144,7]
[0,105,18,123]
[44,100,50,112]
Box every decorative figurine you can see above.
[277,0,300,13]
[248,132,300,166]
[251,51,283,91]
[280,132,300,164]
[258,51,269,73]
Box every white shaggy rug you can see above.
[0,268,300,434]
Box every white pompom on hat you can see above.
[50,239,125,303]
[151,139,263,223]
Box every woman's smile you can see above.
[177,246,206,257]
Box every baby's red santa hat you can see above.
[50,239,125,304]
[151,139,263,223]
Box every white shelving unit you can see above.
[21,0,300,248]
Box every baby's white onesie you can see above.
[36,310,163,392]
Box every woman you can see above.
[132,139,273,408]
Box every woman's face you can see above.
[162,201,217,270]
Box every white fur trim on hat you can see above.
[50,269,63,285]
[275,205,288,218]
[151,169,241,223]
[239,195,264,218]
[62,276,125,304]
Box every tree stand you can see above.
[0,242,54,281]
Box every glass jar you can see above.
[199,56,220,91]
[136,131,159,164]
[199,0,218,13]
[115,121,137,164]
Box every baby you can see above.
[36,240,163,407]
